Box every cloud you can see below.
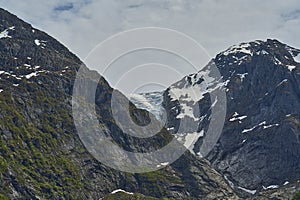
[0,0,300,93]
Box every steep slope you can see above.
[159,39,300,196]
[0,8,238,199]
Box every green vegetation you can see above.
[293,190,300,200]
[0,194,9,200]
[103,192,176,200]
[0,83,85,199]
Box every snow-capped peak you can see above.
[222,42,253,56]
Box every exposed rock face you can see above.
[0,8,238,200]
[160,39,300,196]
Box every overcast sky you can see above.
[1,0,300,93]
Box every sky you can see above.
[1,0,300,94]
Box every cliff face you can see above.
[0,8,237,200]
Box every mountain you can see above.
[133,39,300,197]
[0,8,240,199]
[0,7,299,200]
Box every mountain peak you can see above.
[216,39,300,72]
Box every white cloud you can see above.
[0,0,300,93]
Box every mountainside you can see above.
[0,8,240,200]
[1,7,299,200]
[208,40,300,194]
[152,39,300,196]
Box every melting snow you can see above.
[237,73,248,81]
[257,50,269,55]
[222,43,253,56]
[237,186,256,195]
[169,69,228,121]
[242,121,279,133]
[294,54,300,63]
[111,189,133,195]
[34,39,41,46]
[176,104,198,120]
[156,162,169,167]
[283,181,289,186]
[25,72,38,79]
[263,185,279,190]
[167,127,174,131]
[25,70,46,79]
[277,79,288,87]
[233,112,239,117]
[0,89,3,93]
[0,26,14,39]
[287,65,296,71]
[183,130,204,153]
[274,57,283,65]
[224,175,235,188]
[229,115,247,122]
[0,30,10,39]
[242,126,256,133]
[263,123,279,129]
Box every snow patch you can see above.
[34,39,46,47]
[222,43,253,56]
[182,130,204,152]
[0,26,14,39]
[237,73,248,81]
[156,162,169,168]
[263,124,279,129]
[294,54,300,63]
[224,175,235,188]
[274,57,283,65]
[263,185,279,190]
[229,115,247,122]
[242,126,256,133]
[25,70,46,79]
[277,79,288,87]
[176,103,198,120]
[287,65,296,71]
[257,50,269,55]
[34,39,41,46]
[111,189,133,195]
[237,186,256,195]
